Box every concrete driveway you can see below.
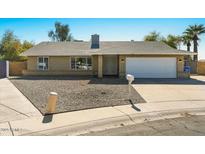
[132,75,205,103]
[0,78,41,123]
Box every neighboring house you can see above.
[21,34,195,78]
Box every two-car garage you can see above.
[126,57,177,78]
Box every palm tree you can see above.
[144,31,162,41]
[183,24,205,61]
[175,35,183,50]
[182,34,192,51]
[48,22,73,42]
[162,35,182,49]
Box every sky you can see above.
[0,18,205,59]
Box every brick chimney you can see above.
[91,34,99,49]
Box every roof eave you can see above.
[91,52,196,56]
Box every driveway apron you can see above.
[0,78,41,123]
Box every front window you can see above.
[71,57,92,70]
[37,57,48,70]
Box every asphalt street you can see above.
[82,115,205,136]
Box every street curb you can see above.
[21,107,205,136]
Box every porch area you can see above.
[95,55,125,78]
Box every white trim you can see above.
[37,56,49,71]
[70,56,92,71]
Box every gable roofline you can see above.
[21,41,196,56]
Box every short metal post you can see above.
[126,74,134,101]
[128,81,131,100]
[47,92,58,114]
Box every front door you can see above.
[103,55,118,75]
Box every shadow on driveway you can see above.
[42,114,53,123]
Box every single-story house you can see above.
[21,34,195,78]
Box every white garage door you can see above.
[126,57,176,78]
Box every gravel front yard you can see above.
[10,76,146,115]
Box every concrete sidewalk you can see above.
[0,78,41,124]
[1,100,205,136]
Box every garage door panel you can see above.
[126,57,176,78]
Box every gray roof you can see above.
[21,41,195,56]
